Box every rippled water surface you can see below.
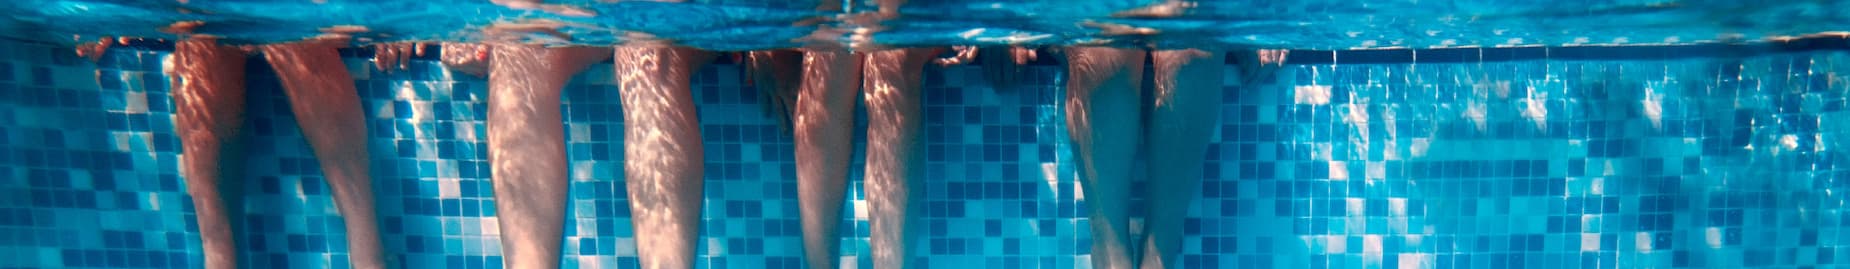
[5,0,1850,50]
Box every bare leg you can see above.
[863,48,939,269]
[1063,46,1144,269]
[613,45,712,269]
[744,50,803,130]
[795,48,863,269]
[258,40,386,269]
[487,44,610,269]
[1139,49,1223,269]
[783,0,860,259]
[167,38,247,269]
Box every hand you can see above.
[373,42,427,73]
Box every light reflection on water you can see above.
[8,0,1850,50]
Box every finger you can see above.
[373,44,391,72]
[397,44,412,69]
[1013,46,1036,65]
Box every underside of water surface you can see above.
[6,0,1850,50]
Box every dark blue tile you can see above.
[1416,48,1482,63]
[30,66,50,86]
[1481,47,1546,61]
[1338,49,1413,64]
[1281,50,1335,65]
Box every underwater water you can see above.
[1,1,1850,269]
[5,0,1850,49]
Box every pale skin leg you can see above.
[793,1,862,261]
[259,40,387,269]
[1139,49,1224,269]
[168,38,247,269]
[486,44,610,269]
[612,45,712,269]
[1062,46,1144,269]
[863,48,940,269]
[744,22,858,267]
[794,48,863,269]
[791,12,863,268]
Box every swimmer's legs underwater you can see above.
[1139,49,1224,269]
[169,37,249,269]
[259,40,387,269]
[1062,46,1145,269]
[792,48,863,269]
[612,44,713,269]
[486,44,610,269]
[862,48,940,268]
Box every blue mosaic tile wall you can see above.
[0,39,1847,269]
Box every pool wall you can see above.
[0,39,1847,269]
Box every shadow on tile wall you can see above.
[0,40,1848,269]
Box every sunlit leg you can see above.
[168,38,248,269]
[1063,46,1144,269]
[863,48,939,269]
[612,44,712,269]
[486,44,610,269]
[794,48,863,269]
